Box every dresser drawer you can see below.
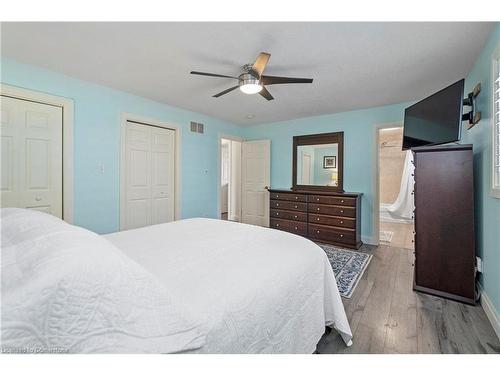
[270,209,307,222]
[270,200,307,211]
[308,214,356,229]
[308,224,355,244]
[309,195,356,207]
[270,192,307,202]
[308,203,356,218]
[270,219,308,236]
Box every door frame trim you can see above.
[1,84,74,223]
[119,113,181,230]
[372,121,404,245]
[217,133,243,220]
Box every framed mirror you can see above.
[292,132,344,192]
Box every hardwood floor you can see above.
[317,244,500,354]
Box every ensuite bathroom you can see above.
[379,127,415,249]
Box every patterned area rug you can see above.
[319,244,373,298]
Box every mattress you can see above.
[104,218,352,353]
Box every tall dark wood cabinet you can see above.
[413,144,476,305]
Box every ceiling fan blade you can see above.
[261,75,313,85]
[259,86,274,101]
[213,85,240,98]
[191,71,239,79]
[251,52,271,77]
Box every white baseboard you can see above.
[478,284,500,341]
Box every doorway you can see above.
[377,127,414,249]
[219,137,242,222]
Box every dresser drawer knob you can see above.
[276,203,279,207]
[276,195,279,198]
[276,223,280,227]
[341,200,344,203]
[340,210,344,213]
[295,196,298,200]
[294,205,298,209]
[294,226,298,230]
[316,198,320,202]
[317,218,320,221]
[340,220,344,224]
[340,234,344,238]
[317,207,320,211]
[276,212,279,216]
[294,215,298,219]
[316,230,320,234]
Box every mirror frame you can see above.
[292,131,344,193]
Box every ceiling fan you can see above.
[190,52,313,101]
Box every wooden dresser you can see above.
[268,189,362,249]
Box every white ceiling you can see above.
[1,22,494,125]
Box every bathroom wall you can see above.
[379,127,405,204]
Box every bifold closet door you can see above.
[122,121,175,230]
[0,95,63,218]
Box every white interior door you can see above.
[122,121,175,230]
[241,139,270,227]
[1,95,63,217]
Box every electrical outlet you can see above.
[476,256,483,273]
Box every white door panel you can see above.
[241,139,270,227]
[122,121,175,230]
[0,96,63,218]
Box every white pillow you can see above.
[1,208,207,353]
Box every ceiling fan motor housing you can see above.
[238,73,261,88]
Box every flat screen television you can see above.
[402,79,464,150]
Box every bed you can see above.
[1,208,352,353]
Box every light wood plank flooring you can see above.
[317,244,500,354]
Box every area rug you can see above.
[318,244,373,298]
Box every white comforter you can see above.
[105,218,352,353]
[1,208,206,353]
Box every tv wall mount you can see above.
[462,83,481,130]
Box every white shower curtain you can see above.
[387,150,415,220]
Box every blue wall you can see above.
[1,58,243,234]
[313,146,338,186]
[242,102,412,243]
[2,25,498,320]
[462,24,500,317]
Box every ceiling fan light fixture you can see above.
[239,74,262,95]
[240,83,263,95]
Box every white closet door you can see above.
[241,139,270,227]
[1,95,63,218]
[151,126,175,225]
[124,122,152,229]
[122,121,175,230]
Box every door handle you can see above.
[264,186,269,190]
